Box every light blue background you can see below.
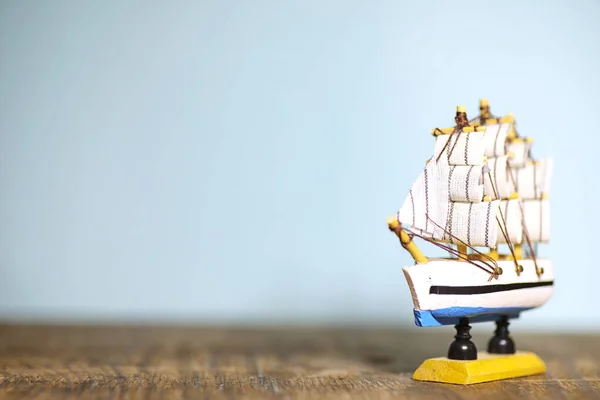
[1,1,598,331]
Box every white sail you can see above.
[506,140,532,168]
[391,109,555,329]
[496,199,523,244]
[397,130,500,248]
[448,165,486,203]
[443,200,501,247]
[522,199,550,242]
[435,132,501,248]
[501,132,552,245]
[480,120,553,247]
[537,158,553,196]
[397,159,442,239]
[434,131,486,166]
[513,158,553,200]
[482,123,510,157]
[483,155,514,200]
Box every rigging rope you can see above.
[406,221,500,278]
[486,171,522,275]
[413,107,542,279]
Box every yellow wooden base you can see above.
[413,351,546,385]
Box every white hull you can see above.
[402,258,554,327]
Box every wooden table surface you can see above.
[0,324,598,399]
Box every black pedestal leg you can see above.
[487,315,516,354]
[448,317,477,360]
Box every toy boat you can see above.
[387,100,552,383]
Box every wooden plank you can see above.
[0,324,598,399]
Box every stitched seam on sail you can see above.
[467,203,472,244]
[485,201,491,247]
[466,166,474,202]
[464,133,469,165]
[448,166,455,202]
[446,166,455,239]
[424,166,429,232]
[449,202,455,244]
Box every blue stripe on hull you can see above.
[414,307,534,327]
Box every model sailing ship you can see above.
[387,100,553,383]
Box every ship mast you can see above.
[471,99,549,277]
[388,105,491,265]
[432,106,492,262]
[387,217,428,264]
[471,100,520,263]
[453,105,471,261]
[389,100,550,280]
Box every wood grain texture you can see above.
[0,324,598,399]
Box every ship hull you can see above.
[402,258,554,327]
